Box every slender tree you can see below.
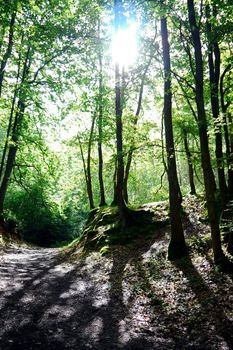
[123,54,153,203]
[78,120,96,211]
[183,129,196,195]
[161,15,187,260]
[97,24,106,207]
[187,0,224,264]
[206,4,227,208]
[114,0,127,224]
[220,64,233,194]
[0,46,30,216]
[0,7,17,98]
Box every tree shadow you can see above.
[2,229,232,349]
[98,230,179,350]
[173,256,233,349]
[0,249,84,348]
[0,234,168,350]
[182,211,210,239]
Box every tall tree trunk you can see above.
[0,11,16,98]
[123,55,153,203]
[123,82,143,204]
[78,138,94,210]
[111,158,118,206]
[161,16,187,260]
[114,0,126,225]
[78,113,96,210]
[187,0,223,264]
[0,45,30,217]
[86,114,96,210]
[183,130,196,195]
[97,35,106,207]
[220,64,233,194]
[0,54,21,182]
[206,5,227,208]
[0,100,25,214]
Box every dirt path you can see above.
[1,230,233,350]
[0,243,163,350]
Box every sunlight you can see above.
[112,22,138,68]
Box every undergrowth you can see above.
[68,203,169,254]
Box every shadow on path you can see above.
[0,233,166,350]
[173,257,233,349]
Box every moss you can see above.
[76,204,169,253]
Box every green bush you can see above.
[4,184,88,247]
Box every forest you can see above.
[0,0,233,349]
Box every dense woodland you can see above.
[0,0,232,267]
[1,1,233,349]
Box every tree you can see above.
[114,0,127,225]
[160,13,187,260]
[0,1,17,98]
[78,113,96,210]
[187,0,224,264]
[220,64,233,194]
[0,45,30,216]
[97,21,107,207]
[206,3,227,208]
[0,0,98,217]
[123,50,154,204]
[183,129,196,195]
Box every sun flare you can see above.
[112,22,138,67]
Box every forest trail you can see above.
[1,235,233,350]
[0,243,163,350]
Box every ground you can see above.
[0,197,233,349]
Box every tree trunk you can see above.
[0,100,25,214]
[187,0,223,264]
[114,0,126,225]
[220,64,233,194]
[161,16,187,260]
[111,158,118,206]
[78,113,96,210]
[183,130,196,195]
[123,87,142,203]
[0,11,16,98]
[79,139,94,210]
[0,55,21,182]
[0,46,30,216]
[123,55,153,203]
[86,114,96,210]
[206,5,227,208]
[97,40,106,207]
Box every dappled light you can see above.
[1,211,233,349]
[0,0,233,348]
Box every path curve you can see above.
[0,245,162,350]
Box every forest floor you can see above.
[0,197,233,349]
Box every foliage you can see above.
[4,183,87,247]
[0,0,231,263]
